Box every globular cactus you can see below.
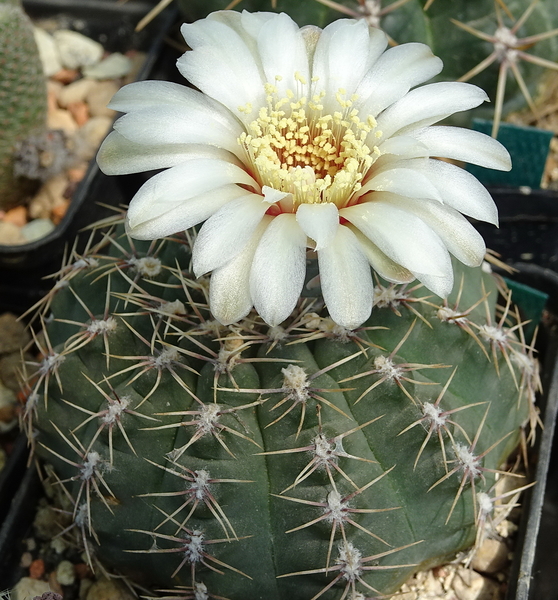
[25,216,536,599]
[0,0,47,211]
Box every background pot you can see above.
[0,0,178,313]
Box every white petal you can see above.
[410,159,498,224]
[342,201,451,277]
[373,193,486,267]
[318,226,373,329]
[347,225,414,283]
[375,82,489,139]
[356,43,443,117]
[296,202,339,250]
[112,105,243,157]
[193,194,268,276]
[178,20,265,118]
[359,166,442,201]
[210,217,272,325]
[311,19,373,112]
[413,269,454,299]
[125,184,245,240]
[257,13,309,97]
[377,135,429,158]
[411,126,512,171]
[97,131,237,175]
[250,213,307,326]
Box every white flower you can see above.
[97,10,511,330]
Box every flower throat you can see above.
[238,74,382,209]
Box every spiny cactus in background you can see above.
[24,214,538,599]
[0,0,47,211]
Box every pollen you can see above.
[238,80,380,209]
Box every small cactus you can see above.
[26,216,536,598]
[0,0,47,210]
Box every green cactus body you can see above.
[0,0,47,210]
[27,216,535,599]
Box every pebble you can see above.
[29,558,46,579]
[53,30,103,70]
[51,68,80,85]
[28,173,70,220]
[0,380,17,432]
[50,537,67,554]
[20,551,33,569]
[34,27,62,76]
[57,77,96,107]
[85,80,119,117]
[83,52,132,80]
[51,200,71,225]
[12,577,53,600]
[0,312,29,354]
[73,116,113,161]
[472,538,509,574]
[452,567,500,600]
[85,578,136,600]
[3,205,28,227]
[47,80,64,113]
[0,221,24,244]
[21,218,56,242]
[67,101,90,127]
[79,579,94,600]
[47,107,79,135]
[0,352,32,391]
[55,560,76,586]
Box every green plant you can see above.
[25,215,536,599]
[0,0,47,211]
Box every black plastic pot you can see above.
[0,0,179,313]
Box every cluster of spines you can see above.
[22,211,539,599]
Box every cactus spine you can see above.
[25,215,536,599]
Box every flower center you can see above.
[238,75,381,210]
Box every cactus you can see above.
[24,214,537,599]
[0,0,47,211]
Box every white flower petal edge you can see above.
[98,9,512,330]
[250,214,308,327]
[318,226,374,329]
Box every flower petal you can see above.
[296,202,339,250]
[359,165,442,201]
[193,194,269,276]
[342,201,451,277]
[373,192,486,267]
[318,226,373,329]
[348,226,415,283]
[356,43,443,117]
[375,82,488,140]
[127,184,247,240]
[210,217,272,325]
[409,159,499,224]
[250,213,307,326]
[257,12,310,97]
[311,19,374,112]
[178,19,265,118]
[377,134,429,159]
[411,126,512,171]
[112,105,243,157]
[97,131,237,175]
[413,270,454,299]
